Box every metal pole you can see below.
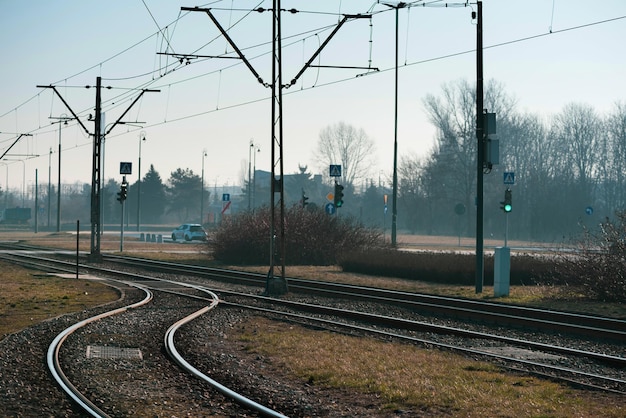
[100,134,105,236]
[90,76,103,260]
[201,150,206,224]
[76,220,79,279]
[137,131,145,231]
[48,148,51,228]
[505,213,509,248]
[253,146,258,210]
[248,140,253,210]
[57,120,62,232]
[120,176,125,252]
[475,1,485,294]
[20,160,25,207]
[391,4,400,247]
[35,169,38,233]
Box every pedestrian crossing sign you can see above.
[329,164,342,177]
[120,162,132,175]
[503,172,515,185]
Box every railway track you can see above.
[9,245,626,345]
[1,250,290,417]
[106,254,626,343]
[1,248,625,402]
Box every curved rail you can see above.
[2,249,290,417]
[163,287,289,418]
[103,254,626,342]
[46,282,153,418]
[3,249,623,398]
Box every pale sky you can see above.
[1,0,625,195]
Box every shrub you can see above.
[339,249,549,286]
[212,205,383,265]
[550,212,626,302]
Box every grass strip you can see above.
[236,316,626,417]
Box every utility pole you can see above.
[37,79,158,261]
[91,76,103,260]
[381,1,407,247]
[180,5,369,295]
[475,1,485,294]
[137,131,146,231]
[49,115,73,232]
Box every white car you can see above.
[171,224,208,242]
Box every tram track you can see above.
[102,253,626,343]
[1,250,291,417]
[1,249,625,399]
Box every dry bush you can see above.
[212,206,383,265]
[550,212,626,302]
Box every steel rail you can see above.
[104,254,626,341]
[206,299,626,395]
[163,288,289,418]
[4,250,625,367]
[46,282,153,418]
[1,251,293,417]
[3,248,625,394]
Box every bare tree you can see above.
[553,103,600,185]
[314,121,376,188]
[604,102,626,209]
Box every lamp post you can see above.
[381,1,406,247]
[50,114,72,232]
[0,163,7,209]
[201,149,207,224]
[137,131,146,231]
[5,160,26,207]
[248,141,252,210]
[14,160,25,207]
[252,144,260,209]
[48,147,52,228]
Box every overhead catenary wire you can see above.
[2,3,625,166]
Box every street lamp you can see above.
[48,147,52,228]
[100,120,143,234]
[0,163,8,209]
[252,144,260,209]
[5,159,25,207]
[381,1,407,247]
[248,140,252,210]
[201,149,207,224]
[50,114,72,232]
[137,131,146,231]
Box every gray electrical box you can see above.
[488,138,499,165]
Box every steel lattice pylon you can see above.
[266,0,288,295]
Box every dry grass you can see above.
[3,231,626,415]
[237,316,626,417]
[5,230,625,317]
[0,261,119,338]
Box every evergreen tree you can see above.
[140,165,167,224]
[167,168,202,222]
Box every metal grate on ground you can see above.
[86,345,143,360]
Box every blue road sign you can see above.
[329,164,342,177]
[222,193,230,202]
[503,172,515,185]
[325,202,336,215]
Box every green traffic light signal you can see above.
[503,188,512,212]
[334,182,344,208]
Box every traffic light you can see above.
[334,182,344,208]
[119,183,128,202]
[500,188,512,212]
[301,189,309,208]
[116,191,123,203]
